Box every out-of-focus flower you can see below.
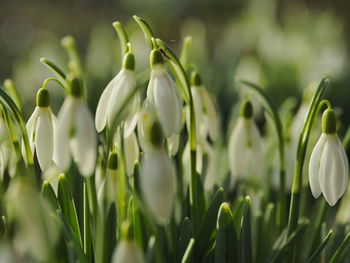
[137,100,156,152]
[309,109,348,206]
[140,122,176,224]
[24,88,57,171]
[54,77,97,177]
[228,99,264,185]
[95,52,139,136]
[112,221,143,263]
[189,71,218,144]
[146,49,182,137]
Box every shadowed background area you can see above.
[1,0,350,130]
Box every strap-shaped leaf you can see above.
[329,231,350,263]
[307,230,332,263]
[42,181,60,211]
[182,238,195,263]
[240,196,253,263]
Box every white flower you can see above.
[190,72,218,144]
[24,88,57,171]
[137,100,156,152]
[308,109,348,206]
[54,82,97,177]
[147,49,182,137]
[228,100,263,185]
[112,240,144,263]
[95,52,139,136]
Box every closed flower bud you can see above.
[23,88,57,171]
[147,49,182,137]
[228,100,263,185]
[141,140,176,223]
[309,109,349,206]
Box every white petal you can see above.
[308,134,326,198]
[71,102,97,177]
[153,70,182,137]
[141,148,176,223]
[106,70,136,127]
[95,75,118,132]
[124,131,139,176]
[200,87,218,141]
[123,92,140,137]
[35,109,54,171]
[112,241,144,263]
[320,135,344,206]
[54,97,75,171]
[167,133,180,156]
[337,137,349,196]
[137,101,155,152]
[24,107,40,155]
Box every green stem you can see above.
[286,77,330,261]
[239,79,286,229]
[112,21,130,55]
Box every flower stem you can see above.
[112,21,130,55]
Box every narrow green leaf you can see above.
[57,174,82,247]
[145,236,157,263]
[255,213,264,263]
[83,182,93,261]
[241,196,253,263]
[329,231,350,263]
[195,187,224,261]
[40,57,68,86]
[41,181,60,211]
[179,36,192,71]
[215,203,239,263]
[3,79,22,110]
[181,238,195,263]
[307,230,332,263]
[232,196,245,235]
[180,217,193,258]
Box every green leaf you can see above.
[215,203,239,263]
[145,236,157,263]
[307,230,332,263]
[329,231,350,263]
[181,238,195,263]
[3,79,22,110]
[41,181,60,211]
[232,196,245,236]
[57,174,82,247]
[240,196,253,263]
[179,36,192,71]
[180,217,193,259]
[195,187,224,261]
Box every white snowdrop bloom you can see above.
[54,78,97,177]
[95,52,140,136]
[146,49,182,137]
[309,109,348,206]
[137,100,156,152]
[190,71,219,144]
[114,129,139,176]
[167,133,180,156]
[24,88,57,171]
[228,100,264,185]
[112,222,144,263]
[141,122,176,224]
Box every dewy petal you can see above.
[123,131,139,176]
[308,134,327,199]
[34,108,54,171]
[320,135,343,206]
[95,75,118,132]
[141,148,175,223]
[54,97,75,171]
[71,101,97,176]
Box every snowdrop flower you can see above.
[95,52,140,136]
[24,88,57,171]
[137,100,156,152]
[309,108,348,206]
[112,221,144,263]
[190,71,219,144]
[141,121,176,224]
[54,77,97,177]
[146,49,182,137]
[228,99,264,185]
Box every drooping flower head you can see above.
[54,77,97,177]
[309,108,349,206]
[24,88,57,171]
[140,121,176,224]
[228,99,264,186]
[95,52,140,136]
[146,49,182,138]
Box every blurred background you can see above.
[1,0,350,131]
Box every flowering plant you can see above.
[0,16,350,263]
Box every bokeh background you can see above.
[1,0,350,131]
